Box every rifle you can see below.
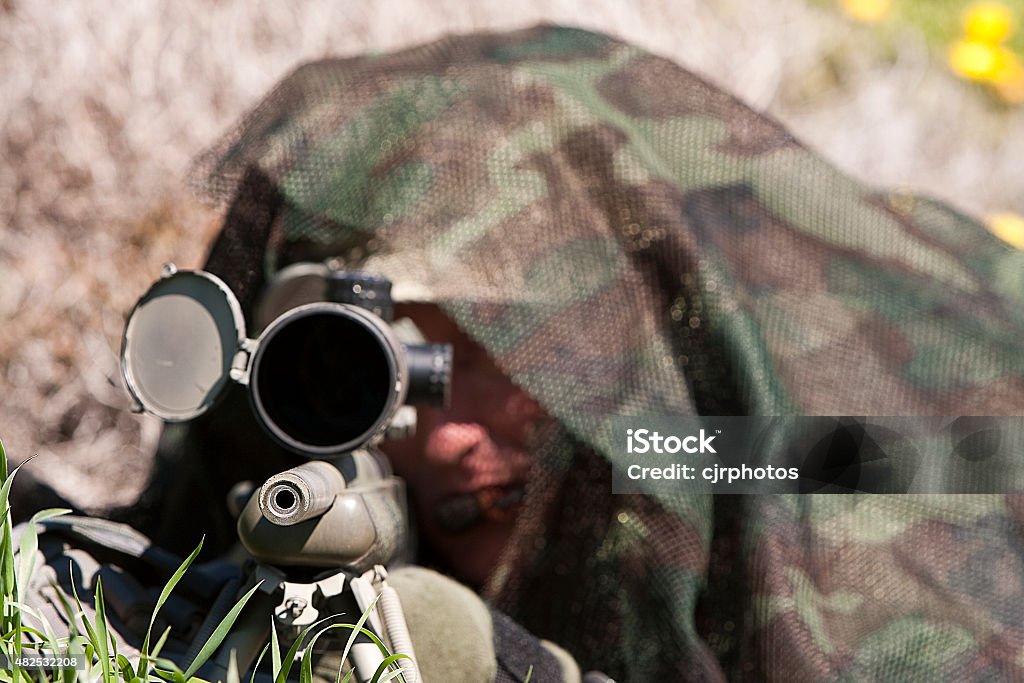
[121,262,452,681]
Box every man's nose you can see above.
[424,421,488,465]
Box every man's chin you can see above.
[432,518,517,588]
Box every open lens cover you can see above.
[121,268,246,421]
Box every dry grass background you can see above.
[2,0,1022,511]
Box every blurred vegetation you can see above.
[821,0,1024,244]
[825,0,1024,103]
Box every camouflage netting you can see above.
[151,25,1024,681]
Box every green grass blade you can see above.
[49,581,78,636]
[16,508,71,600]
[0,518,11,590]
[117,653,137,680]
[301,622,398,683]
[376,667,411,682]
[302,624,354,683]
[150,666,185,683]
[523,664,533,683]
[81,643,98,680]
[299,638,316,683]
[52,585,85,683]
[370,653,412,682]
[274,616,336,683]
[348,626,391,657]
[16,592,63,663]
[11,623,51,648]
[109,628,120,667]
[1,454,26,642]
[269,617,281,678]
[149,655,187,683]
[141,538,204,664]
[60,665,76,683]
[6,601,47,625]
[67,568,100,658]
[335,593,382,677]
[181,580,262,679]
[148,625,172,662]
[67,575,113,682]
[92,577,111,681]
[0,459,28,523]
[248,642,271,683]
[106,605,121,669]
[0,647,28,683]
[61,637,85,683]
[299,624,352,683]
[66,635,88,658]
[0,530,15,622]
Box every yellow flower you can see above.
[840,0,892,23]
[949,39,1005,80]
[963,2,1016,45]
[949,40,1024,101]
[988,212,1024,249]
[990,50,1024,102]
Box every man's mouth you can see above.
[434,484,526,534]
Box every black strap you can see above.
[40,515,237,602]
[491,608,566,683]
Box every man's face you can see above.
[382,303,544,587]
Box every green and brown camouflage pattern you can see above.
[188,26,1024,681]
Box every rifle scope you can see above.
[250,301,450,454]
[121,265,452,456]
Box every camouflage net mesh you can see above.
[153,25,1024,681]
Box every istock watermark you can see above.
[626,428,718,454]
[610,416,1024,494]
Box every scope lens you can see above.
[252,309,395,451]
